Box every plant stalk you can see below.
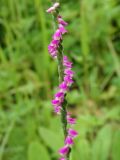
[52,10,68,138]
[51,3,71,159]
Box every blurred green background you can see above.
[0,0,120,160]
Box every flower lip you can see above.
[53,29,62,40]
[59,158,66,160]
[51,39,60,46]
[58,17,68,26]
[51,99,60,106]
[50,51,57,58]
[65,136,74,146]
[54,106,61,114]
[48,45,56,53]
[68,128,78,138]
[63,55,68,61]
[59,145,69,155]
[59,24,68,34]
[59,82,68,92]
[64,69,74,77]
[55,91,64,98]
[64,75,74,86]
[67,117,76,124]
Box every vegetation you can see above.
[0,0,120,160]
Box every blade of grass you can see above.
[0,121,15,160]
[34,0,51,98]
[80,0,90,93]
[107,38,120,77]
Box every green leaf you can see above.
[39,127,63,152]
[92,125,112,160]
[112,129,120,160]
[71,139,91,160]
[28,140,50,160]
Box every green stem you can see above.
[57,42,68,138]
[0,120,15,160]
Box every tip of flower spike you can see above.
[53,2,60,8]
[46,7,55,13]
[46,2,60,13]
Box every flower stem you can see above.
[57,24,70,160]
[51,2,71,159]
[52,11,68,138]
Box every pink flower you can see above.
[63,56,68,61]
[47,5,78,158]
[63,56,73,67]
[67,117,76,124]
[65,136,74,146]
[59,145,69,155]
[46,2,60,13]
[59,82,68,92]
[64,75,74,86]
[54,106,61,114]
[59,24,68,34]
[51,99,60,106]
[48,45,56,53]
[51,39,60,46]
[68,128,78,138]
[63,61,72,68]
[53,29,62,40]
[58,16,68,26]
[53,2,60,8]
[46,7,55,13]
[55,91,64,98]
[64,69,74,77]
[59,158,66,160]
[50,51,57,58]
[48,43,58,58]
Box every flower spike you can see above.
[46,2,78,159]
